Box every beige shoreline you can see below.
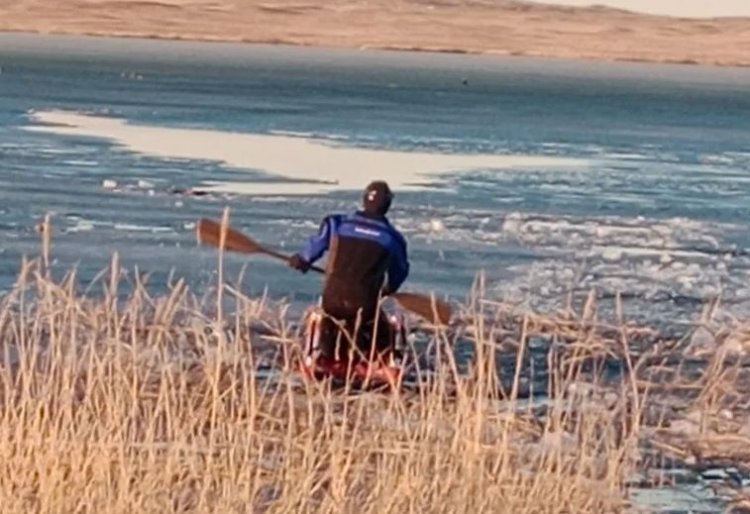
[1,0,749,67]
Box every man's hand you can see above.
[289,254,311,273]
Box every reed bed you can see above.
[1,218,748,513]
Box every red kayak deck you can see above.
[298,356,402,386]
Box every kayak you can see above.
[297,307,408,387]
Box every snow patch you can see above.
[25,110,591,195]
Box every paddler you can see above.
[288,180,410,378]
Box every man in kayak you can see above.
[288,180,410,378]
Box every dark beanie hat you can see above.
[362,180,393,216]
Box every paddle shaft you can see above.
[262,246,326,275]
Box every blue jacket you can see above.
[298,211,410,294]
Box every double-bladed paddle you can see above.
[196,218,452,325]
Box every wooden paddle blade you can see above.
[196,218,326,273]
[392,292,452,325]
[196,218,264,255]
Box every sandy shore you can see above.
[1,0,749,67]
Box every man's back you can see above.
[310,211,408,316]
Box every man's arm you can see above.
[385,235,410,294]
[290,216,338,272]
